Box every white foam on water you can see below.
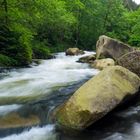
[0,104,22,116]
[127,122,140,140]
[0,125,57,140]
[116,106,140,118]
[103,133,128,140]
[0,52,99,97]
[0,51,99,140]
[104,123,140,140]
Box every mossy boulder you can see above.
[90,58,115,70]
[96,35,134,60]
[117,51,140,77]
[77,54,96,63]
[56,66,140,130]
[66,48,85,56]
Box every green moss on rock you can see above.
[56,66,140,130]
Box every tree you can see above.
[0,0,140,67]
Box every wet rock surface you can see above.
[56,66,140,130]
[117,51,140,77]
[90,58,115,70]
[66,48,85,56]
[96,35,133,60]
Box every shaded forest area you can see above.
[0,0,140,66]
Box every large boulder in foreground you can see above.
[66,48,85,56]
[90,58,115,70]
[77,54,96,63]
[117,51,140,77]
[96,35,133,60]
[56,66,140,130]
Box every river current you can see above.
[0,52,140,140]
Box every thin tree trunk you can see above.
[3,0,8,24]
[75,24,80,47]
[75,9,81,47]
[103,0,112,33]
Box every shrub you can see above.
[0,25,32,66]
[0,54,17,67]
[32,42,51,59]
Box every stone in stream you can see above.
[96,35,134,60]
[90,58,115,70]
[117,51,140,77]
[0,112,40,129]
[66,48,85,56]
[56,66,140,130]
[77,54,96,63]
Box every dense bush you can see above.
[32,42,51,59]
[0,54,17,66]
[0,0,140,67]
[0,25,32,66]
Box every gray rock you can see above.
[66,48,85,56]
[96,35,134,60]
[78,54,96,63]
[56,66,140,130]
[117,51,140,77]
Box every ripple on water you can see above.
[103,133,128,140]
[116,106,140,118]
[0,125,57,140]
[0,52,99,100]
[0,104,22,116]
[0,52,100,140]
[103,121,140,140]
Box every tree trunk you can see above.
[103,0,112,33]
[3,0,8,24]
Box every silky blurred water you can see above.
[0,52,140,140]
[0,52,98,97]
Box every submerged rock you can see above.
[96,35,133,60]
[56,66,140,130]
[117,51,140,77]
[77,54,96,63]
[90,58,115,70]
[66,48,85,56]
[0,112,40,129]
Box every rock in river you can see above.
[90,58,115,70]
[56,66,140,130]
[66,48,85,56]
[96,35,133,60]
[78,54,96,63]
[0,112,40,129]
[117,51,140,77]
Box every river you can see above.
[0,52,140,140]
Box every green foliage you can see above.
[0,54,17,66]
[125,8,140,47]
[0,0,140,67]
[11,45,32,66]
[50,43,69,53]
[32,42,51,59]
[0,25,32,66]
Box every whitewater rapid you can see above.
[1,52,140,140]
[0,125,56,140]
[0,51,98,140]
[0,52,98,97]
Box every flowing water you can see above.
[0,52,140,140]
